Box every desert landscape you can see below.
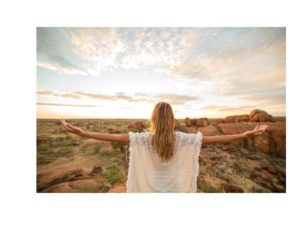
[36,109,286,193]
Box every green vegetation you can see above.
[98,183,112,192]
[103,163,125,186]
[111,141,125,153]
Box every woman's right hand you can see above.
[60,119,84,136]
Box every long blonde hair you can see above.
[150,102,176,161]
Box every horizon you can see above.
[37,115,287,120]
[37,27,286,119]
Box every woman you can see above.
[60,102,268,193]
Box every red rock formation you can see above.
[249,109,275,122]
[198,175,244,193]
[210,118,225,125]
[199,125,223,136]
[184,117,192,127]
[218,122,285,157]
[225,114,249,123]
[191,119,197,126]
[185,117,210,127]
[196,118,210,127]
[107,183,126,193]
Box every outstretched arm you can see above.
[60,119,129,144]
[202,125,268,145]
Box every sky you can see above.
[36,27,286,119]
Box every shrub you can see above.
[38,143,50,152]
[103,163,125,186]
[111,142,125,153]
[98,183,112,192]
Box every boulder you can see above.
[210,118,225,125]
[249,109,275,122]
[218,122,286,157]
[196,118,210,127]
[250,109,268,118]
[236,114,250,122]
[191,119,197,126]
[225,114,249,123]
[224,115,236,123]
[107,183,126,193]
[199,125,223,136]
[184,117,192,127]
[219,123,256,135]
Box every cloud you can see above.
[155,93,199,105]
[36,102,96,107]
[201,104,254,113]
[36,27,206,76]
[37,90,199,105]
[37,28,87,75]
[36,28,286,116]
[238,91,286,106]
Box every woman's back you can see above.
[127,131,203,192]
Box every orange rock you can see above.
[249,109,275,122]
[107,183,126,193]
[250,109,268,118]
[224,115,236,123]
[210,118,225,125]
[200,125,223,136]
[184,117,192,127]
[219,123,256,134]
[196,118,210,127]
[225,114,249,123]
[191,119,197,126]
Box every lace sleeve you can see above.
[129,132,137,147]
[177,131,202,146]
[129,132,151,147]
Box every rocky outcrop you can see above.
[199,124,223,136]
[249,109,275,122]
[184,117,192,127]
[107,183,126,193]
[196,118,210,127]
[210,118,225,125]
[201,109,276,124]
[198,175,244,193]
[198,144,286,193]
[225,114,250,123]
[185,117,210,127]
[219,122,286,157]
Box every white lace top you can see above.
[126,131,203,193]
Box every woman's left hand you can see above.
[242,124,269,138]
